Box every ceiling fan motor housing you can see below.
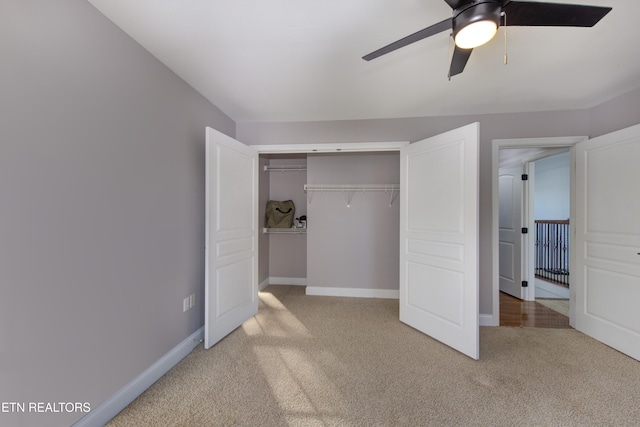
[453,0,503,39]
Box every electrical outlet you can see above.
[189,293,195,308]
[183,297,190,312]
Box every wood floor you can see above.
[499,292,570,328]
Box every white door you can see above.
[574,123,640,361]
[400,123,479,360]
[205,128,259,349]
[499,165,524,299]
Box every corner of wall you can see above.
[588,87,640,138]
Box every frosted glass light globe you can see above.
[454,20,498,49]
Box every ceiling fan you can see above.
[362,1,612,78]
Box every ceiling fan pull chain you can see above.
[448,32,453,81]
[502,11,508,65]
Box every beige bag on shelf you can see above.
[265,200,295,228]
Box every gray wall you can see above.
[306,153,400,290]
[534,152,570,220]
[0,1,234,426]
[589,86,640,138]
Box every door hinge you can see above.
[521,174,528,180]
[522,281,529,287]
[521,227,528,234]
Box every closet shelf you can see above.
[263,227,307,234]
[303,184,400,207]
[304,184,399,192]
[264,165,307,172]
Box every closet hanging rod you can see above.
[262,227,307,234]
[264,165,307,172]
[304,184,399,192]
[304,184,400,207]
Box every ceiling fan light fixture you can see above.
[454,20,498,49]
[453,2,502,49]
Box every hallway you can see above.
[499,292,570,328]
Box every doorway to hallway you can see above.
[492,136,585,327]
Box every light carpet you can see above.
[108,285,640,426]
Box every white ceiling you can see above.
[87,0,640,123]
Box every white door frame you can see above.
[205,138,409,348]
[491,136,587,326]
[250,141,409,154]
[252,140,408,287]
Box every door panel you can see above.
[499,166,524,299]
[400,123,479,360]
[205,128,258,349]
[575,124,640,361]
[408,264,464,323]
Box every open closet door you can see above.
[574,123,640,361]
[400,123,479,360]
[205,127,258,349]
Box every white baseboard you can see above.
[259,278,270,291]
[72,327,204,427]
[479,313,497,326]
[268,277,307,286]
[306,286,399,299]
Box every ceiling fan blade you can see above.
[363,18,452,61]
[449,46,473,77]
[502,1,612,27]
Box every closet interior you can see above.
[259,151,401,296]
[259,154,308,287]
